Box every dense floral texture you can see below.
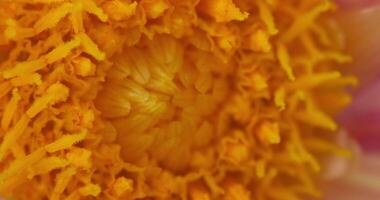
[0,0,354,199]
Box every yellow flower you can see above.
[0,0,355,199]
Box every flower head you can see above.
[0,0,355,199]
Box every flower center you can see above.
[96,34,231,171]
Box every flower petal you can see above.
[323,152,380,200]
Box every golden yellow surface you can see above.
[0,0,355,199]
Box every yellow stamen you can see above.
[26,83,69,118]
[45,129,87,153]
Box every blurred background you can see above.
[322,0,380,199]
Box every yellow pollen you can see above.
[112,177,134,196]
[258,122,281,144]
[142,0,169,19]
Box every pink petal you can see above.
[337,3,380,151]
[339,76,380,151]
[341,78,380,121]
[316,131,380,200]
[322,152,380,200]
